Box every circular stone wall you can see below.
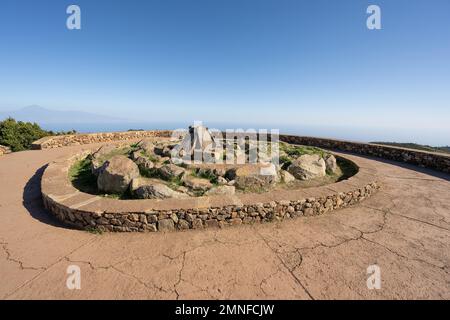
[41,147,380,232]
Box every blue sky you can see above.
[0,0,449,144]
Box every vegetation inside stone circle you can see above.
[279,155,292,170]
[67,138,360,200]
[69,157,132,199]
[68,158,98,194]
[93,146,132,164]
[140,150,159,162]
[192,169,219,185]
[280,142,328,158]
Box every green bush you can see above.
[0,118,76,152]
[0,118,50,151]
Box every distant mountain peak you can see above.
[0,106,128,124]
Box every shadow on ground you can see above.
[334,151,450,182]
[22,165,71,229]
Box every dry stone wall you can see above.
[43,182,379,233]
[281,135,450,174]
[0,145,11,156]
[41,149,380,233]
[32,130,450,173]
[31,130,172,149]
[37,130,449,232]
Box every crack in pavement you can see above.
[3,236,99,299]
[252,227,315,300]
[64,256,172,297]
[360,237,449,273]
[382,175,446,182]
[1,242,46,271]
[298,205,450,274]
[173,252,186,300]
[258,267,283,297]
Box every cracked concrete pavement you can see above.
[0,143,449,299]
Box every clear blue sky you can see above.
[0,0,449,144]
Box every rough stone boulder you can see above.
[92,145,118,159]
[158,164,186,180]
[90,145,120,176]
[97,155,140,193]
[182,176,213,192]
[0,145,11,156]
[288,154,326,180]
[205,185,236,196]
[134,156,154,170]
[137,140,155,155]
[234,163,278,190]
[154,144,174,157]
[325,154,338,173]
[280,170,296,183]
[130,177,188,199]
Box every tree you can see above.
[0,118,52,151]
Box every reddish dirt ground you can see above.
[0,143,449,299]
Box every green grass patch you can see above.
[85,226,103,234]
[139,150,159,162]
[69,158,98,194]
[279,155,292,169]
[285,145,327,158]
[94,146,132,165]
[192,169,218,185]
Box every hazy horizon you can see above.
[1,1,449,145]
[0,105,448,146]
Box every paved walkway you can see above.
[0,144,449,299]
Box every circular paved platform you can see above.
[0,142,449,299]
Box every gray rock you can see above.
[217,176,228,185]
[325,154,338,174]
[154,144,174,157]
[287,154,326,181]
[158,164,185,180]
[134,156,154,170]
[91,160,107,177]
[90,145,120,176]
[158,219,175,232]
[178,219,190,230]
[97,156,140,193]
[213,167,227,177]
[137,140,155,155]
[205,185,236,196]
[91,145,118,160]
[234,164,278,190]
[280,170,296,183]
[131,178,188,199]
[182,176,213,192]
[131,150,140,161]
[0,145,11,155]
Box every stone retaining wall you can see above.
[0,145,11,156]
[43,182,379,233]
[31,130,172,149]
[41,150,380,233]
[32,130,450,173]
[280,135,450,174]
